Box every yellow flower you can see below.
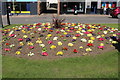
[48,26,51,28]
[50,45,56,49]
[90,37,95,40]
[100,43,104,46]
[86,48,92,52]
[47,34,52,37]
[79,46,83,49]
[112,41,118,44]
[87,29,92,32]
[58,41,62,46]
[87,34,92,37]
[68,43,73,47]
[73,36,77,39]
[22,30,26,33]
[113,34,117,36]
[65,27,68,29]
[91,26,95,28]
[91,29,95,32]
[101,34,105,37]
[15,51,21,55]
[88,40,94,43]
[27,31,30,34]
[36,40,42,44]
[27,42,34,46]
[76,31,80,33]
[19,42,24,46]
[23,35,28,38]
[63,32,67,35]
[67,30,70,32]
[56,51,63,56]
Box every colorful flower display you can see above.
[2,23,119,58]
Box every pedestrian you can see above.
[103,7,106,15]
[74,5,78,15]
[106,7,110,15]
[15,6,19,16]
[8,6,12,16]
[100,7,103,15]
[63,4,67,14]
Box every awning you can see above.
[60,0,85,2]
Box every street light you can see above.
[6,1,10,25]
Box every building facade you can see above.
[59,0,120,14]
[1,0,46,15]
[1,0,120,15]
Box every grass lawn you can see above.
[2,23,119,78]
[2,51,119,78]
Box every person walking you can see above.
[106,7,110,15]
[8,6,12,16]
[100,7,103,15]
[74,5,78,15]
[103,7,107,15]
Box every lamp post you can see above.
[6,2,10,25]
[0,0,3,28]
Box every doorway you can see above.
[91,2,97,14]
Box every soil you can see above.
[2,23,119,60]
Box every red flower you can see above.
[61,28,65,30]
[29,46,34,49]
[62,47,68,50]
[60,35,64,37]
[10,34,15,37]
[87,26,91,29]
[70,28,74,30]
[18,38,23,41]
[73,49,78,53]
[87,43,94,47]
[98,38,104,41]
[49,30,53,32]
[99,28,103,31]
[4,48,11,51]
[42,52,48,56]
[75,34,80,37]
[5,43,10,46]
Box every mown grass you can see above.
[2,23,119,78]
[2,51,119,78]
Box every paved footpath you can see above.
[2,14,119,26]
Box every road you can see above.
[2,14,118,26]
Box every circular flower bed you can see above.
[2,23,119,59]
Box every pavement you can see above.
[2,14,119,26]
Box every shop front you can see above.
[60,0,85,14]
[2,0,46,15]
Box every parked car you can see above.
[110,7,120,18]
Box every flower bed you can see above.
[2,23,119,59]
